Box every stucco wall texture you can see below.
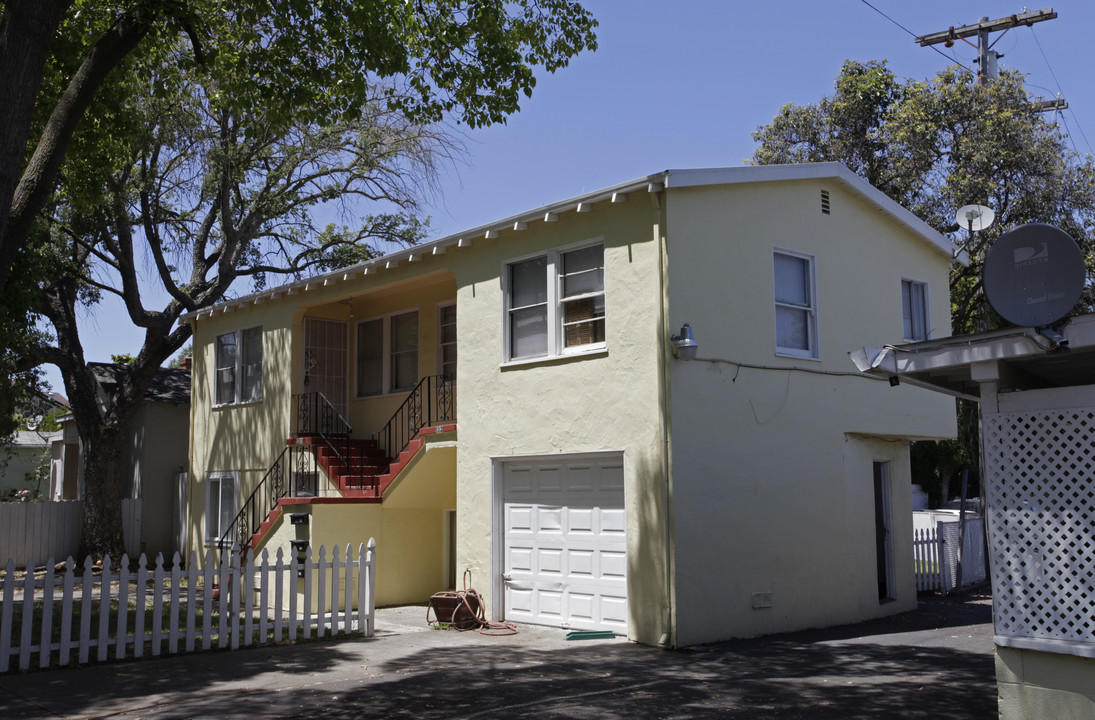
[185,167,956,648]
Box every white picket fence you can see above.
[0,500,142,568]
[913,513,986,594]
[0,541,376,672]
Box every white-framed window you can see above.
[902,279,929,342]
[773,249,819,358]
[438,302,457,382]
[205,472,237,546]
[215,326,263,405]
[356,310,419,397]
[504,240,606,362]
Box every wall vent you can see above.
[751,591,773,609]
[820,189,831,215]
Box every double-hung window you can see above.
[773,249,818,358]
[205,472,237,546]
[215,326,263,405]
[356,310,419,396]
[505,241,606,362]
[901,279,929,342]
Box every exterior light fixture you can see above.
[671,323,698,361]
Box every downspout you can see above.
[654,183,675,648]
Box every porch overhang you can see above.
[850,314,1095,400]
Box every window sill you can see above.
[213,399,264,410]
[501,346,608,370]
[774,350,823,362]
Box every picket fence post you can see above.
[58,557,75,665]
[39,556,57,669]
[0,558,14,672]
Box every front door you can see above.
[303,318,348,420]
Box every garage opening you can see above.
[494,453,627,633]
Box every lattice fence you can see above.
[983,408,1095,654]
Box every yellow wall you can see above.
[664,179,956,644]
[444,196,672,647]
[186,268,456,559]
[997,647,1095,719]
[188,309,293,553]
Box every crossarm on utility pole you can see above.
[914,8,1057,46]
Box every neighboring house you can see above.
[51,363,191,559]
[853,314,1095,720]
[1,390,67,500]
[1,430,62,500]
[181,163,958,648]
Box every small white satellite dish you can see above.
[26,415,42,431]
[956,204,995,232]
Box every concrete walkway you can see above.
[0,591,995,719]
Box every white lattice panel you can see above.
[982,408,1095,647]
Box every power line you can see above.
[856,0,976,77]
[1030,26,1093,155]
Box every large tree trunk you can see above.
[76,418,131,561]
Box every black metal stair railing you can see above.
[219,443,322,550]
[294,391,371,488]
[374,375,456,463]
[219,382,455,551]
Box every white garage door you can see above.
[500,454,627,633]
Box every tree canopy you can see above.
[0,0,598,557]
[752,60,1095,335]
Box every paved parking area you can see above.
[0,591,995,719]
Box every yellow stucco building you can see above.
[182,163,957,648]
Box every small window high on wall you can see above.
[773,249,818,358]
[902,279,929,342]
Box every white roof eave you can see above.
[182,162,961,324]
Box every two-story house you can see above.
[181,163,959,647]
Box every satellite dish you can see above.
[956,204,995,232]
[983,223,1084,327]
[26,415,42,431]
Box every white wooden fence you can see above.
[913,513,986,594]
[0,500,141,568]
[0,541,376,672]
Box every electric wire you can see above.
[856,0,977,78]
[1030,26,1093,156]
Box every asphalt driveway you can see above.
[0,590,995,719]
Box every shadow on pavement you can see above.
[0,591,995,719]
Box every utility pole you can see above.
[914,8,1057,84]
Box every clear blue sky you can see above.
[48,0,1095,395]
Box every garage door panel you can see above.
[538,507,564,532]
[508,547,534,573]
[568,507,595,534]
[600,508,626,535]
[569,550,594,578]
[538,590,564,619]
[601,550,627,579]
[538,548,564,576]
[507,506,534,532]
[502,456,627,634]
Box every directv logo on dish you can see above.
[1013,242,1049,268]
